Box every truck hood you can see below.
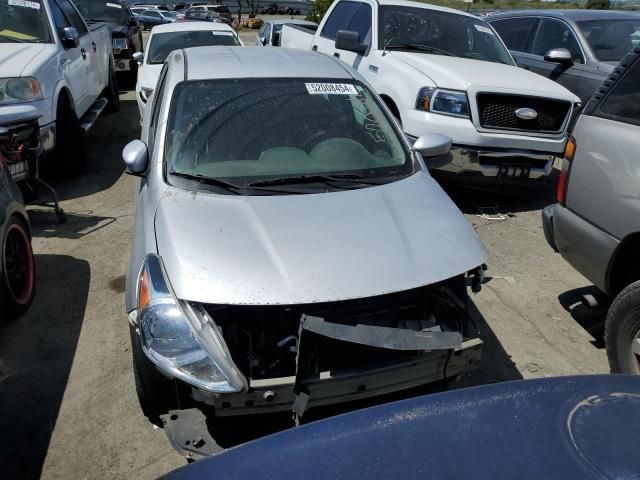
[0,44,46,77]
[154,172,487,305]
[389,52,579,101]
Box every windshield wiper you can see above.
[247,174,383,188]
[385,43,455,57]
[170,171,299,194]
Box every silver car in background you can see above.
[543,47,640,374]
[122,47,487,432]
[255,19,317,46]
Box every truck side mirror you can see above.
[411,133,451,158]
[132,51,144,63]
[60,27,80,49]
[123,140,149,175]
[335,30,367,55]
[544,48,573,65]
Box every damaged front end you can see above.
[133,254,483,418]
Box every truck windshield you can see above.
[0,0,52,43]
[147,31,240,64]
[73,0,126,23]
[166,78,414,194]
[577,19,640,62]
[379,5,513,65]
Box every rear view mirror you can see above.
[411,133,451,158]
[132,51,143,63]
[335,30,367,55]
[544,48,572,65]
[61,27,80,49]
[123,139,149,175]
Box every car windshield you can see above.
[147,31,239,63]
[166,78,414,194]
[0,0,52,43]
[379,5,514,65]
[74,0,126,23]
[577,19,640,62]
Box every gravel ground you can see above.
[0,34,608,479]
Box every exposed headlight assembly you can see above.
[0,77,43,105]
[416,87,469,118]
[135,254,247,393]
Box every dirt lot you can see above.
[0,45,609,479]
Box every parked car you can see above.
[280,0,580,189]
[134,22,242,118]
[134,9,176,29]
[181,9,231,24]
[542,47,640,374]
[0,109,37,321]
[0,0,119,174]
[73,0,144,75]
[186,4,231,21]
[122,47,487,426]
[489,10,640,102]
[160,375,640,469]
[255,19,317,46]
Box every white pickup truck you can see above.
[0,0,119,173]
[281,0,581,186]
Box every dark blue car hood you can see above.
[161,375,640,480]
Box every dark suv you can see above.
[489,10,640,102]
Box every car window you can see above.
[148,64,168,155]
[595,58,640,126]
[264,23,271,40]
[491,17,538,52]
[147,30,240,64]
[321,1,359,40]
[165,78,414,194]
[577,19,640,63]
[56,0,88,35]
[531,18,583,63]
[74,0,126,24]
[346,3,372,46]
[0,0,53,43]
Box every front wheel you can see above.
[605,281,640,374]
[1,216,35,320]
[139,22,145,30]
[103,64,120,113]
[54,96,85,176]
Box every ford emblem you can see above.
[515,108,538,120]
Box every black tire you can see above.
[1,216,35,321]
[54,95,85,176]
[130,323,183,426]
[605,281,640,374]
[139,21,145,30]
[104,64,120,113]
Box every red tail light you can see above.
[557,136,576,205]
[557,169,568,204]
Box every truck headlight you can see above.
[136,254,247,393]
[112,37,128,51]
[416,87,469,118]
[0,77,43,105]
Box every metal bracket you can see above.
[161,408,222,459]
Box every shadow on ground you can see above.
[558,286,609,349]
[0,254,90,480]
[28,209,116,240]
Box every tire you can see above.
[54,96,85,176]
[139,22,145,30]
[130,323,184,426]
[1,216,35,320]
[103,64,120,113]
[605,281,640,374]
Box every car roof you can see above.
[489,9,640,21]
[376,0,481,20]
[179,47,353,81]
[149,21,236,34]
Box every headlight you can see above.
[0,77,43,105]
[416,87,469,118]
[112,37,128,50]
[139,87,153,103]
[136,254,247,393]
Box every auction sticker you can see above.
[8,0,40,9]
[305,83,358,95]
[474,24,494,35]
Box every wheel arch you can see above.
[379,94,401,122]
[607,232,640,296]
[54,84,76,113]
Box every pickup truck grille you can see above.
[476,93,571,133]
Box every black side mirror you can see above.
[272,31,280,46]
[60,26,80,49]
[335,30,367,55]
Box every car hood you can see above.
[137,63,163,89]
[389,52,580,101]
[154,172,487,305]
[0,44,46,77]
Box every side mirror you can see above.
[272,31,280,46]
[132,51,143,63]
[335,30,367,55]
[411,133,451,158]
[60,26,80,49]
[259,35,266,45]
[123,139,149,175]
[544,48,572,65]
[129,18,138,27]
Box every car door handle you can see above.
[333,52,340,58]
[312,45,317,52]
[81,48,87,60]
[92,41,97,52]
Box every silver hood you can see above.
[154,172,487,305]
